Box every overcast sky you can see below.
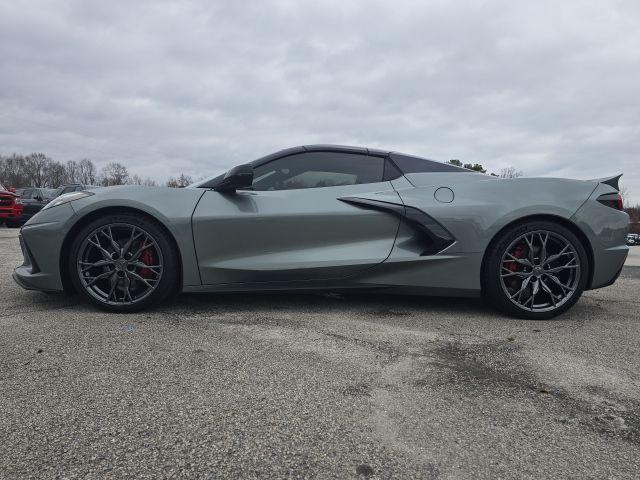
[1,0,639,202]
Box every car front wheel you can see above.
[482,221,589,319]
[69,213,178,312]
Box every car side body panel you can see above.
[192,182,402,284]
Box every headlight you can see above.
[42,191,94,210]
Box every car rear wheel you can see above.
[482,220,588,319]
[69,213,178,312]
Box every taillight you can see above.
[597,193,623,211]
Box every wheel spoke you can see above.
[542,244,569,266]
[107,274,119,301]
[538,232,549,264]
[545,257,578,273]
[123,274,133,302]
[529,280,540,310]
[503,253,533,267]
[122,227,144,256]
[88,235,113,260]
[510,275,532,300]
[128,261,163,273]
[523,234,535,263]
[501,269,530,278]
[101,226,121,253]
[130,240,154,261]
[539,278,559,307]
[80,259,114,272]
[84,270,115,287]
[544,273,575,294]
[127,271,157,289]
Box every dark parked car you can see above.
[15,187,57,224]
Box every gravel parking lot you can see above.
[1,226,639,479]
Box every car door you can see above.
[192,150,403,284]
[19,189,37,218]
[31,188,48,213]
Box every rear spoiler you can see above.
[590,174,622,191]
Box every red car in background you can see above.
[0,182,23,228]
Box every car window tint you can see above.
[251,152,384,191]
[391,153,467,173]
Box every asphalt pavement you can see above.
[1,226,639,479]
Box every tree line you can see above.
[447,159,523,178]
[0,153,193,189]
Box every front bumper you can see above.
[0,206,23,220]
[12,203,76,293]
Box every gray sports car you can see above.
[13,145,629,319]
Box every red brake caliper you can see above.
[506,245,525,272]
[139,248,155,278]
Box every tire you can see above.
[68,213,179,312]
[482,220,589,320]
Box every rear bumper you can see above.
[571,188,629,290]
[588,245,628,289]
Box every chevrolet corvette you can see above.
[13,145,629,319]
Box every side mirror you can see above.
[214,164,254,192]
[35,195,43,201]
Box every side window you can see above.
[251,152,385,191]
[391,154,467,173]
[21,189,34,199]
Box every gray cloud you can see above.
[1,0,639,202]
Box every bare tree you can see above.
[24,153,50,187]
[1,154,99,188]
[499,166,524,179]
[45,161,67,187]
[0,154,26,187]
[100,162,129,186]
[166,173,193,188]
[77,159,97,185]
[129,174,157,186]
[619,185,631,207]
[142,177,158,187]
[64,160,79,184]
